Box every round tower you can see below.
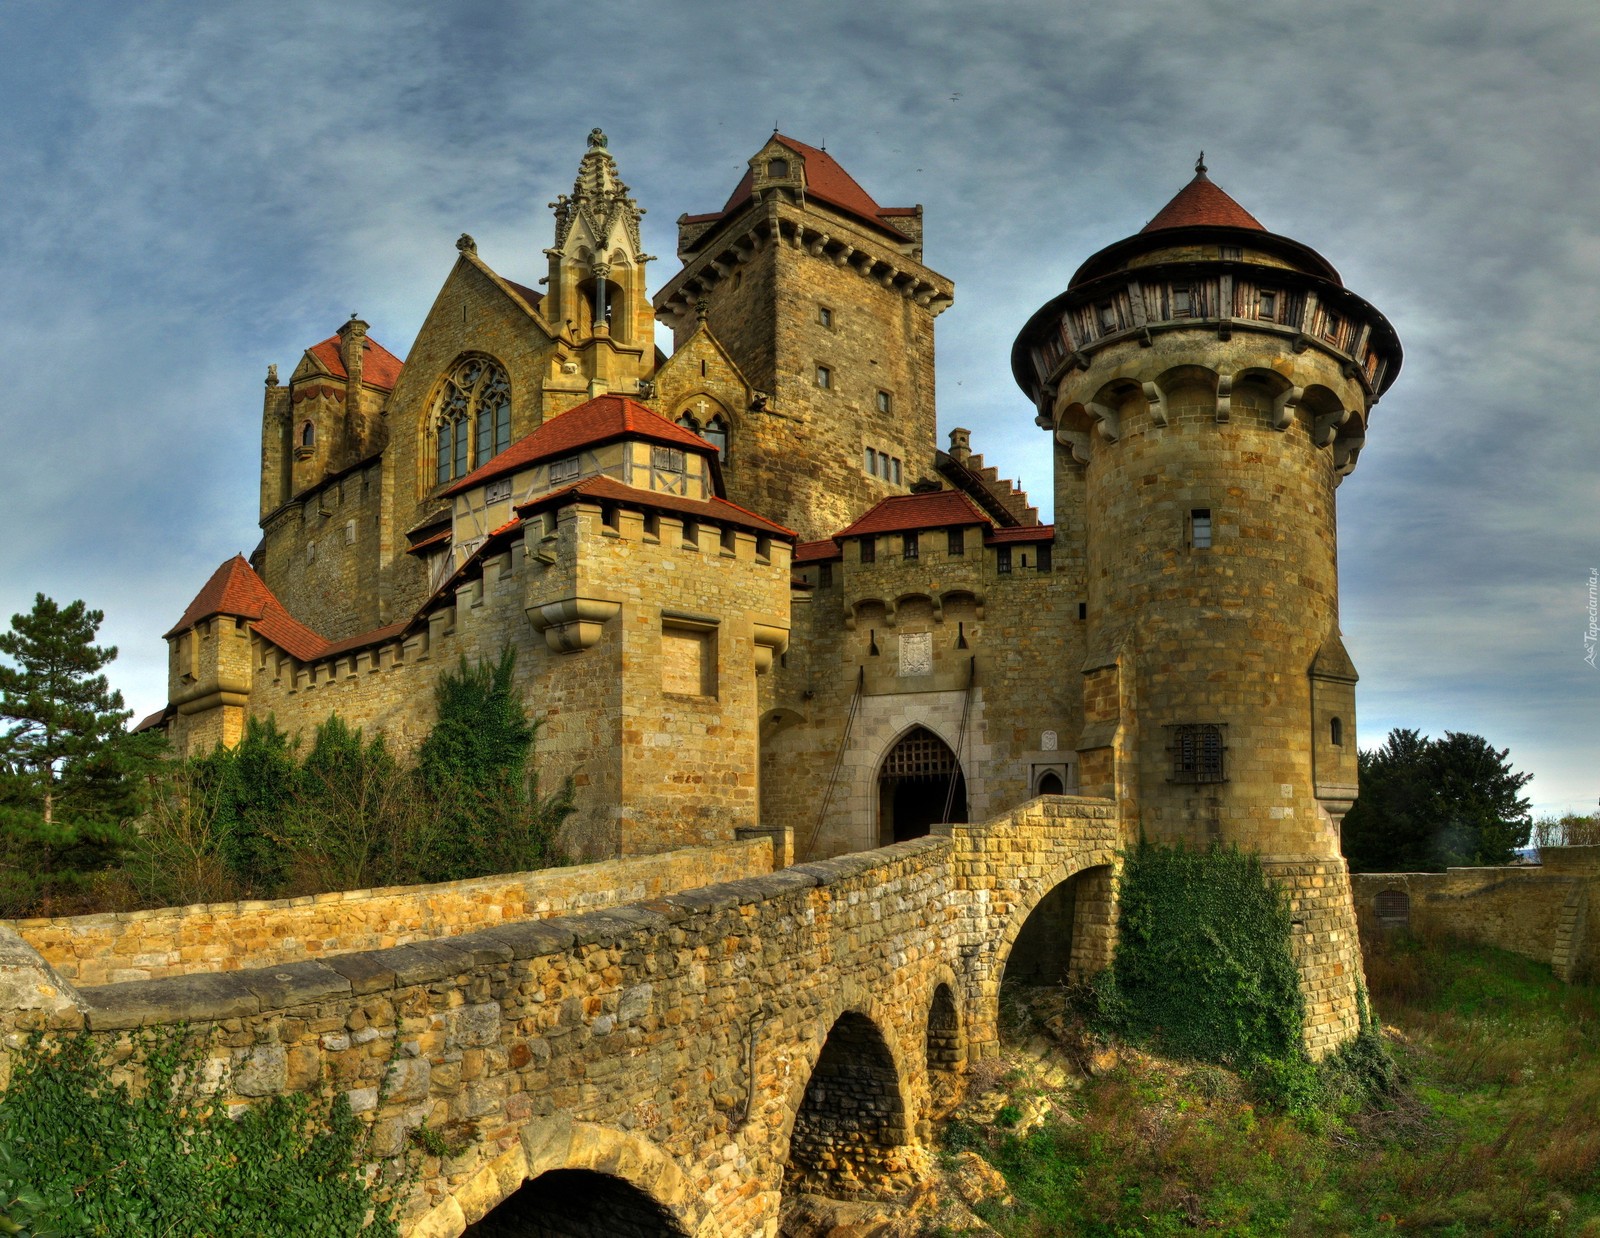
[1013,158,1402,1056]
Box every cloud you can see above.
[0,0,1595,816]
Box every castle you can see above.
[145,130,1400,1035]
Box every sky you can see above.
[0,0,1595,819]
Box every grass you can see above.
[953,933,1600,1236]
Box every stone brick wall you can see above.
[2,804,1127,1237]
[260,459,387,641]
[1352,851,1599,981]
[763,517,1084,861]
[11,839,770,988]
[1267,858,1364,1057]
[662,200,950,543]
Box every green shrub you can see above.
[0,1030,397,1237]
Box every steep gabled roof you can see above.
[305,335,406,390]
[515,474,795,538]
[836,491,989,539]
[445,395,716,497]
[164,555,327,662]
[686,135,915,241]
[1142,168,1266,234]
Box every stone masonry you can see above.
[2,796,1119,1238]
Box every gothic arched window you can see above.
[434,358,512,486]
[675,403,730,463]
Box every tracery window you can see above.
[434,357,512,486]
[676,405,729,462]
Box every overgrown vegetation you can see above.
[0,1029,398,1237]
[1099,841,1309,1071]
[960,933,1600,1236]
[0,624,572,915]
[125,653,572,906]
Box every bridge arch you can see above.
[924,969,966,1119]
[780,987,919,1201]
[965,850,1118,1056]
[421,1118,708,1238]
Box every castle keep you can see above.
[146,133,1401,1050]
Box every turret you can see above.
[653,135,955,540]
[1013,159,1403,1055]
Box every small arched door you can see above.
[878,726,967,845]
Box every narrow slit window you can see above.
[1190,509,1212,550]
[1331,717,1344,746]
[860,536,876,565]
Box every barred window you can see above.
[1169,723,1226,783]
[1375,889,1410,927]
[995,545,1012,575]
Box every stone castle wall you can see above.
[1352,848,1599,981]
[260,459,387,642]
[12,839,770,988]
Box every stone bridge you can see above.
[3,797,1118,1236]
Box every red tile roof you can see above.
[1142,170,1265,234]
[703,135,914,241]
[836,491,989,538]
[165,555,327,662]
[501,278,545,309]
[794,538,842,563]
[516,474,794,538]
[445,395,716,496]
[133,706,171,734]
[167,556,415,664]
[405,529,451,555]
[319,621,410,661]
[985,524,1056,544]
[305,333,406,390]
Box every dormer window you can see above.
[652,446,686,473]
[1258,290,1278,321]
[768,158,789,178]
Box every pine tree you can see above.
[0,594,146,914]
[0,595,131,823]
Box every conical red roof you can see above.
[1142,170,1264,234]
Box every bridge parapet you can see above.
[1,800,1125,1235]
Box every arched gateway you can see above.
[877,726,967,844]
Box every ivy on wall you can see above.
[1105,841,1306,1067]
